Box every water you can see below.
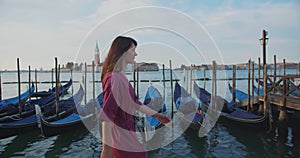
[0,69,299,158]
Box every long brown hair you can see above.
[101,36,137,81]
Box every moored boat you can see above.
[194,82,268,129]
[35,89,103,137]
[0,86,83,139]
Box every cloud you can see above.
[73,6,224,68]
[0,0,299,70]
[191,1,300,64]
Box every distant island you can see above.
[1,61,299,73]
[177,62,300,71]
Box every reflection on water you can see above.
[0,116,299,157]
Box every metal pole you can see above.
[262,30,268,66]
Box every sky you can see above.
[0,0,299,70]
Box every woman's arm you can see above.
[100,121,113,158]
[138,104,171,125]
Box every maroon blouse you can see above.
[98,72,146,158]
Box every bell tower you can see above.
[94,41,100,66]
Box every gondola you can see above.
[142,85,167,129]
[254,85,264,95]
[35,89,103,137]
[228,83,248,101]
[228,83,259,106]
[31,79,72,97]
[193,82,268,128]
[0,79,72,120]
[174,82,203,131]
[0,84,35,112]
[0,86,84,139]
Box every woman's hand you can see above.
[100,146,113,158]
[154,113,171,125]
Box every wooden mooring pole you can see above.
[185,68,188,92]
[258,57,261,94]
[252,61,255,109]
[137,63,139,99]
[133,62,136,90]
[92,61,96,114]
[35,68,38,94]
[232,65,236,103]
[212,61,217,110]
[28,65,31,90]
[170,60,174,119]
[0,73,2,100]
[263,65,267,116]
[71,68,73,95]
[17,58,22,118]
[203,69,206,90]
[257,57,264,115]
[84,62,87,104]
[298,62,300,75]
[283,59,286,76]
[278,59,288,141]
[247,60,251,111]
[190,65,193,95]
[51,68,54,88]
[162,64,166,101]
[273,55,277,85]
[55,57,59,118]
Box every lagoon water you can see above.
[0,69,299,158]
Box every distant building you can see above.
[236,63,248,70]
[75,41,104,72]
[95,41,100,66]
[277,62,299,69]
[94,41,103,72]
[60,68,72,72]
[136,62,159,71]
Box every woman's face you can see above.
[124,43,137,64]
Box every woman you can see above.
[98,36,171,158]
